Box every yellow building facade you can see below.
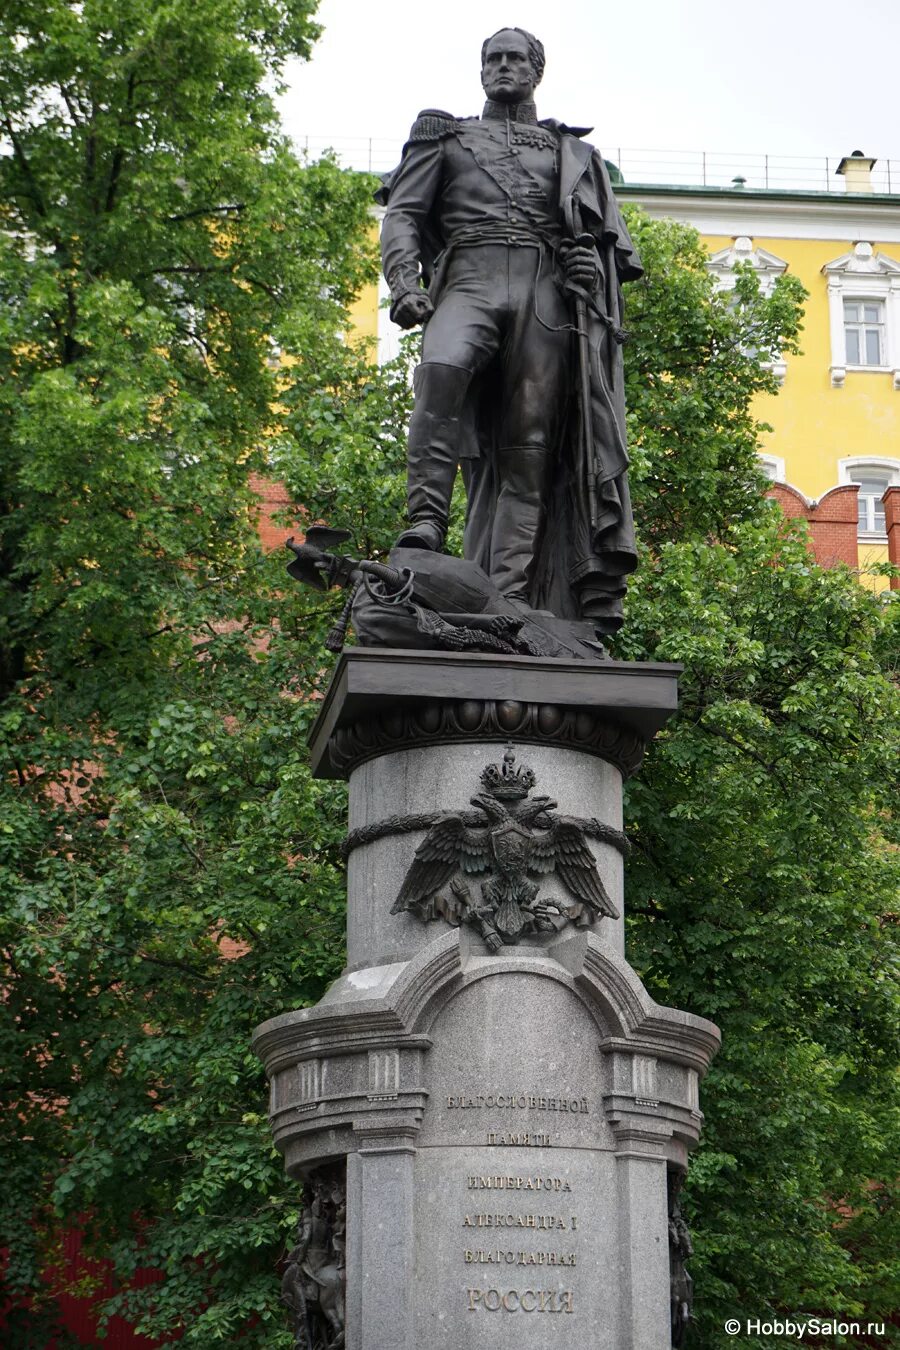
[618,163,900,589]
[360,162,900,587]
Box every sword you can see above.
[563,193,599,533]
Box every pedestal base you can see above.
[253,651,719,1350]
[255,928,718,1350]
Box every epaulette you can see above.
[541,117,593,140]
[408,109,459,143]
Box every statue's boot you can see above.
[489,445,553,604]
[397,362,470,551]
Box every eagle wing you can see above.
[545,818,620,921]
[391,815,490,914]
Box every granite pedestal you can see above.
[253,650,720,1349]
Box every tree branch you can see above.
[136,952,218,984]
[104,70,137,213]
[145,265,231,276]
[244,275,283,301]
[0,103,50,224]
[166,204,246,223]
[58,84,84,127]
[696,720,787,786]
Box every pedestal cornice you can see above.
[308,648,682,780]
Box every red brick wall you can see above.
[1,1232,177,1349]
[248,472,298,553]
[884,486,900,590]
[252,472,876,577]
[52,1228,178,1348]
[767,482,860,570]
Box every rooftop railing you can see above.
[293,135,900,195]
[610,148,900,194]
[295,135,400,173]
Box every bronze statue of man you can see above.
[378,27,642,634]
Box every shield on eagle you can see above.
[488,819,535,877]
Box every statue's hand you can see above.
[560,242,599,290]
[392,291,435,329]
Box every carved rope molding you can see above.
[328,698,646,779]
[342,810,630,860]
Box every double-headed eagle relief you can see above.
[392,747,618,949]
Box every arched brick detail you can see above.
[884,486,900,590]
[767,481,811,518]
[767,482,860,570]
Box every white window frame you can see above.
[758,453,786,483]
[838,456,900,539]
[707,236,789,384]
[823,243,900,389]
[842,298,885,367]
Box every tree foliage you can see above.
[1,0,377,1342]
[1,9,898,1346]
[616,219,899,1345]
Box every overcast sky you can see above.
[277,0,900,180]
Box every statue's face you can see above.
[481,30,536,104]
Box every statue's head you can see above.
[480,27,545,104]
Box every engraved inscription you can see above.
[466,1288,575,1313]
[465,1249,577,1266]
[459,1175,580,1318]
[449,1093,589,1114]
[466,1175,572,1192]
[463,1214,570,1230]
[486,1131,552,1146]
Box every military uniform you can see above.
[379,99,642,628]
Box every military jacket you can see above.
[379,106,642,306]
[376,104,643,623]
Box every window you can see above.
[839,458,900,537]
[708,237,788,296]
[849,469,890,534]
[707,237,789,383]
[758,454,786,483]
[823,243,900,389]
[843,300,885,367]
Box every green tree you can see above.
[0,0,383,1342]
[1,8,897,1342]
[616,216,899,1347]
